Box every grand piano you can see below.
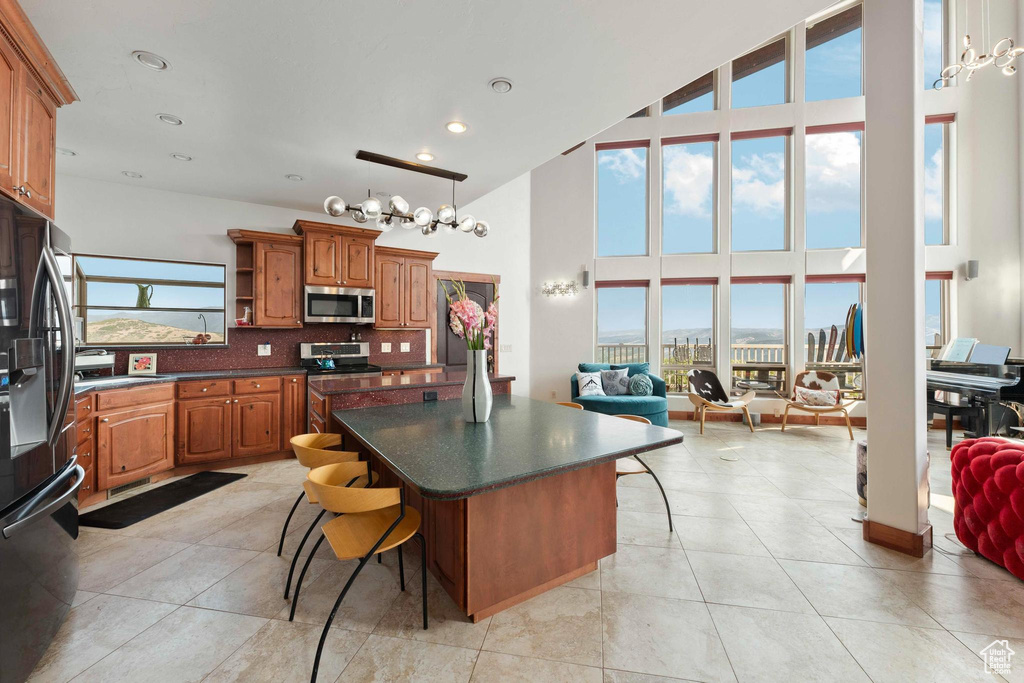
[927,358,1024,444]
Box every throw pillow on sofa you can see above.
[577,372,606,397]
[612,362,650,377]
[601,368,631,395]
[629,373,654,396]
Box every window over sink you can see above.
[73,254,226,346]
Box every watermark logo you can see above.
[980,640,1014,675]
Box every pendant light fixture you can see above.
[934,0,1022,89]
[323,151,489,238]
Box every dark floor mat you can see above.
[79,471,247,529]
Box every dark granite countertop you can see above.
[309,371,514,395]
[74,367,306,395]
[331,395,683,499]
[378,362,445,371]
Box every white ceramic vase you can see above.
[462,349,493,423]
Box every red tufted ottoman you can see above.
[951,437,1024,580]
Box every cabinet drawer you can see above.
[75,395,94,421]
[95,383,174,411]
[75,438,94,470]
[78,465,95,502]
[75,418,93,444]
[232,376,281,395]
[310,412,326,434]
[177,380,231,399]
[309,390,326,419]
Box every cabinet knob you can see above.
[101,418,109,423]
[85,405,91,411]
[255,383,261,388]
[201,388,208,392]
[13,185,29,199]
[233,399,239,403]
[296,320,301,324]
[225,400,231,404]
[291,378,297,383]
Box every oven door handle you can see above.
[1,456,83,540]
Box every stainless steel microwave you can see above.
[304,286,375,324]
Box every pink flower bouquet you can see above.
[444,280,498,351]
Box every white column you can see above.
[863,0,930,547]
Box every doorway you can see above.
[436,275,497,373]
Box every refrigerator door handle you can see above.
[1,456,83,539]
[29,245,76,447]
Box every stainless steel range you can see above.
[299,342,382,379]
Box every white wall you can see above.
[527,3,1022,411]
[54,171,532,393]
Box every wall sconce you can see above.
[543,280,579,297]
[581,265,590,288]
[965,260,980,281]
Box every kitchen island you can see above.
[331,395,683,621]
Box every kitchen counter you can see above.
[75,366,306,395]
[377,362,445,371]
[308,371,514,395]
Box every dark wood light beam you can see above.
[355,150,468,182]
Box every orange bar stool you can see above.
[297,461,427,682]
[279,433,376,602]
[556,401,585,409]
[613,414,673,531]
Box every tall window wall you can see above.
[591,1,957,396]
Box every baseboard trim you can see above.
[667,410,866,427]
[863,519,932,557]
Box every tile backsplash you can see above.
[107,325,429,374]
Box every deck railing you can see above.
[595,341,863,398]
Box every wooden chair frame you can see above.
[779,371,856,440]
[688,390,757,435]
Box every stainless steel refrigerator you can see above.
[0,196,82,683]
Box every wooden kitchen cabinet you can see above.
[0,0,77,219]
[293,220,377,289]
[233,393,281,457]
[282,375,306,445]
[374,246,437,329]
[96,401,175,490]
[254,239,303,327]
[177,397,233,464]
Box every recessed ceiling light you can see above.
[446,121,468,134]
[489,77,513,94]
[285,174,303,182]
[131,50,170,71]
[170,153,192,161]
[156,113,183,126]
[56,147,77,156]
[415,152,434,162]
[121,171,143,179]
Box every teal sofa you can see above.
[570,362,669,427]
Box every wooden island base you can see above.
[354,436,617,621]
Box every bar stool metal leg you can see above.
[634,455,673,532]
[277,491,306,556]
[398,545,405,591]
[284,508,326,599]
[289,534,326,621]
[415,532,427,629]
[311,551,373,683]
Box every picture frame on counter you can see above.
[127,353,157,375]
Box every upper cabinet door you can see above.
[304,232,341,286]
[404,257,433,328]
[254,240,303,327]
[375,254,404,327]
[341,235,374,288]
[16,65,55,219]
[0,40,18,197]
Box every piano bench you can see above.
[927,402,984,449]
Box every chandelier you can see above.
[323,151,489,238]
[934,0,1022,89]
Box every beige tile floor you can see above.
[31,419,1024,682]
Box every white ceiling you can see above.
[25,0,829,215]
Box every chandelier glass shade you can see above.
[323,190,490,238]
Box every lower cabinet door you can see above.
[282,375,306,445]
[96,402,175,490]
[177,398,233,464]
[233,393,281,457]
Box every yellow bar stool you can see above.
[613,414,673,532]
[297,462,427,683]
[556,401,585,409]
[279,433,376,603]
